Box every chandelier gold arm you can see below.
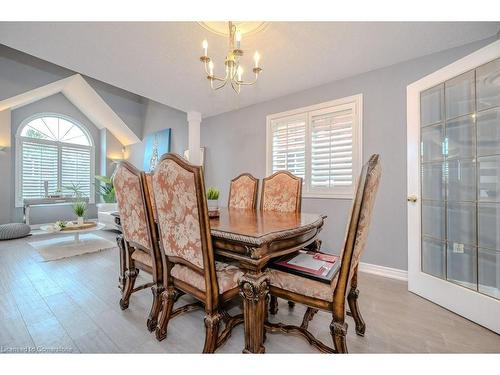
[199,21,263,94]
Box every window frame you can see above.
[15,113,96,207]
[266,94,363,199]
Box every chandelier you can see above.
[199,21,262,94]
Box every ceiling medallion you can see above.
[198,21,265,94]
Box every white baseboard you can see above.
[358,262,408,281]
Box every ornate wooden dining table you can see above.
[210,207,326,353]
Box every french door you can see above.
[407,40,500,333]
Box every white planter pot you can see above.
[207,199,219,210]
[77,216,84,225]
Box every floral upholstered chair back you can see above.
[145,173,157,222]
[113,162,153,252]
[228,173,258,209]
[260,171,302,213]
[335,154,381,294]
[152,154,211,272]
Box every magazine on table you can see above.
[270,249,340,284]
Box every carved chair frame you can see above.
[152,153,243,352]
[265,154,381,353]
[112,161,164,332]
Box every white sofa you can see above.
[97,203,119,230]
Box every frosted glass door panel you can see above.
[422,238,446,279]
[447,159,476,202]
[477,108,500,157]
[445,71,475,119]
[421,124,444,162]
[447,243,477,290]
[446,116,475,159]
[476,57,500,111]
[478,155,500,202]
[478,248,500,299]
[420,59,500,299]
[478,203,500,250]
[447,202,477,247]
[421,200,445,240]
[421,84,444,126]
[421,163,444,200]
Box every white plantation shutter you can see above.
[271,115,306,179]
[310,108,354,190]
[16,115,95,206]
[20,140,59,200]
[61,145,92,197]
[267,96,361,198]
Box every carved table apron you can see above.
[210,208,325,353]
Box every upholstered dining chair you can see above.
[151,153,243,353]
[261,171,303,313]
[113,162,163,332]
[228,173,259,209]
[260,170,302,213]
[265,154,381,353]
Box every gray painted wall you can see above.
[201,37,496,271]
[10,93,101,223]
[127,99,188,170]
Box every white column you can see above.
[187,111,202,166]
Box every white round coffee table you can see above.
[40,222,106,243]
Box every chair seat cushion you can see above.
[0,223,31,240]
[171,262,243,294]
[269,269,337,302]
[131,249,152,267]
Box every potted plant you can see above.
[73,201,87,225]
[207,187,220,210]
[95,175,118,213]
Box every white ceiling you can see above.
[0,22,498,118]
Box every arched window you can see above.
[15,114,94,206]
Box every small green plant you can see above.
[207,187,220,200]
[95,175,116,203]
[73,201,87,218]
[64,182,86,199]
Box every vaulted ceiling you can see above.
[0,22,498,118]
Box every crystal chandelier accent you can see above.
[199,21,262,94]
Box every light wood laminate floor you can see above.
[1,230,499,353]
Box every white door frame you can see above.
[407,39,500,333]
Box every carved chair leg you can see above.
[330,320,348,354]
[347,288,366,336]
[269,295,279,315]
[147,284,164,332]
[119,268,138,310]
[117,235,126,291]
[155,288,175,341]
[300,307,318,330]
[203,312,221,353]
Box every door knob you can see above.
[407,195,418,203]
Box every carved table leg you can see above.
[239,271,270,354]
[116,234,126,291]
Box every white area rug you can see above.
[29,233,116,261]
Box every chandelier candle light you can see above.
[200,21,262,94]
